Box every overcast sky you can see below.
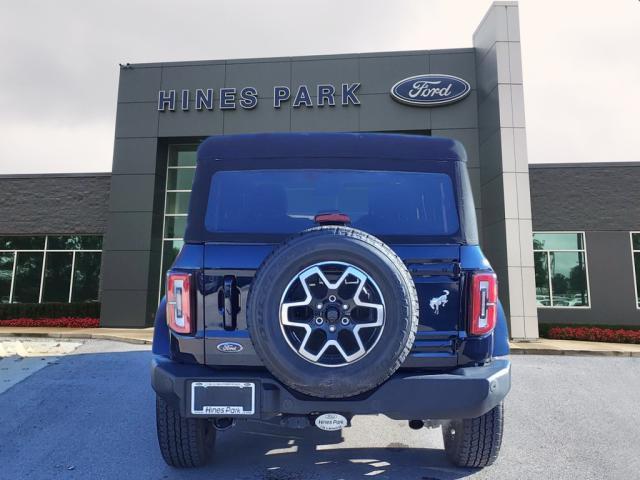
[0,0,638,174]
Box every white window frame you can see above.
[630,232,640,310]
[533,231,591,309]
[0,235,102,303]
[158,144,198,302]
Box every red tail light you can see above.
[314,212,351,225]
[166,272,193,334]
[469,272,498,336]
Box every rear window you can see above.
[204,169,459,237]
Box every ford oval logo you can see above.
[390,74,471,107]
[217,342,243,353]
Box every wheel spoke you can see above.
[279,262,385,367]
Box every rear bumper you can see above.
[151,355,511,420]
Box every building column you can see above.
[473,1,538,339]
[100,65,165,328]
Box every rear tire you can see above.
[156,395,215,468]
[442,402,504,468]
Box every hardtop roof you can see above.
[196,132,467,163]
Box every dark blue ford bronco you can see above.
[151,132,511,469]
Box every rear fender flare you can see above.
[153,297,170,356]
[493,300,510,356]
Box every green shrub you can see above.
[0,302,100,320]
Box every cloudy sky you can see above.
[0,0,638,174]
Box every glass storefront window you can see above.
[534,251,550,306]
[47,235,102,250]
[632,233,640,308]
[0,235,102,304]
[533,232,584,251]
[165,192,191,215]
[533,232,590,308]
[160,144,198,300]
[164,216,187,239]
[71,252,102,302]
[168,147,197,167]
[0,253,15,303]
[166,168,196,191]
[42,252,73,302]
[12,252,44,303]
[549,251,589,306]
[0,236,45,250]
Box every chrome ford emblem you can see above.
[390,74,471,107]
[217,342,243,353]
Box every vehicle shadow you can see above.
[0,347,481,480]
[203,419,478,480]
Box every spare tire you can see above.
[246,226,418,398]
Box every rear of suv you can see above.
[151,132,511,469]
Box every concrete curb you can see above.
[0,331,152,346]
[510,348,640,358]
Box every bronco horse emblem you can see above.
[429,290,450,315]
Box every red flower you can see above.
[0,317,99,328]
[547,326,640,344]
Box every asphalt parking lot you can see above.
[0,338,639,480]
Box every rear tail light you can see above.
[469,272,498,336]
[166,272,193,334]
[314,212,351,226]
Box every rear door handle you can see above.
[223,276,238,330]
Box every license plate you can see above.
[191,381,255,415]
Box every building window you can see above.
[632,233,640,309]
[533,232,590,308]
[0,235,102,304]
[159,144,198,298]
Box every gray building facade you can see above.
[530,163,640,327]
[100,1,537,336]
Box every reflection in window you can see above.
[47,235,102,250]
[0,236,45,250]
[12,252,44,303]
[632,233,640,308]
[533,233,589,308]
[0,253,15,303]
[164,216,187,239]
[165,192,192,215]
[72,253,102,302]
[0,235,102,304]
[533,252,550,306]
[42,252,73,302]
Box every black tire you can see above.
[442,402,504,468]
[246,226,419,398]
[156,395,215,468]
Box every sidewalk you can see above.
[510,338,640,357]
[0,326,639,356]
[0,326,153,345]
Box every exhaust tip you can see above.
[408,419,424,430]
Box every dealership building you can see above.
[1,2,638,339]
